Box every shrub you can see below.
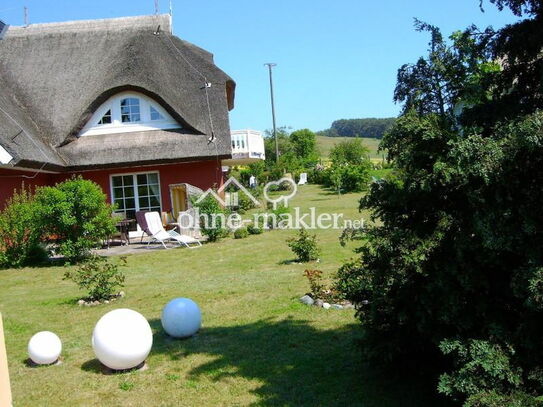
[193,193,228,242]
[265,205,291,229]
[287,228,320,262]
[304,269,342,302]
[437,339,525,404]
[247,223,263,235]
[329,138,370,166]
[236,190,261,213]
[304,269,325,297]
[35,177,116,263]
[0,188,48,268]
[63,255,126,301]
[233,227,249,239]
[320,163,372,193]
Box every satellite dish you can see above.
[0,20,9,40]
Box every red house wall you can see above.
[0,160,223,212]
[0,170,53,209]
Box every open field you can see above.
[316,136,384,160]
[0,185,448,406]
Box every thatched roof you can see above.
[0,14,235,171]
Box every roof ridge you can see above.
[6,14,171,37]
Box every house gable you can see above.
[79,91,183,137]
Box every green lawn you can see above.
[316,136,385,160]
[0,185,447,406]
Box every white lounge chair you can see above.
[142,212,201,249]
[298,173,308,185]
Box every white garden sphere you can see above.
[161,298,202,338]
[92,308,153,370]
[28,331,62,365]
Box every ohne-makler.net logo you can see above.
[188,177,366,231]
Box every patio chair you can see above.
[141,211,201,249]
[135,211,152,243]
[298,172,308,185]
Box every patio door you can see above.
[111,172,162,231]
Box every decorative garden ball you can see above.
[92,308,153,370]
[161,298,202,338]
[28,331,62,365]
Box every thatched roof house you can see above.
[0,14,235,171]
[0,14,240,219]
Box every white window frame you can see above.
[109,171,163,232]
[79,91,181,137]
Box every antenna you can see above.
[154,0,159,14]
[23,6,28,27]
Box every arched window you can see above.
[79,91,182,137]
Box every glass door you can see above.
[111,172,162,231]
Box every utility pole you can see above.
[264,63,279,163]
[23,6,28,27]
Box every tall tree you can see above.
[336,2,543,405]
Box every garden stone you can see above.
[78,299,85,306]
[331,304,344,310]
[119,291,126,298]
[322,302,331,309]
[299,295,314,306]
[314,299,324,307]
[343,302,354,309]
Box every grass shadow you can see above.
[148,317,451,407]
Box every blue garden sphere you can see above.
[161,298,202,338]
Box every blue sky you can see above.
[1,0,520,132]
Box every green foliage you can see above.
[312,139,373,193]
[320,163,372,194]
[335,6,543,405]
[319,118,396,139]
[304,269,325,297]
[63,255,126,301]
[0,188,48,268]
[247,223,263,235]
[264,127,319,176]
[329,138,370,166]
[233,227,249,239]
[289,129,319,165]
[266,205,291,229]
[193,194,228,242]
[287,228,320,262]
[438,340,523,401]
[236,189,261,213]
[35,177,116,263]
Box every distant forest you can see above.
[317,117,396,139]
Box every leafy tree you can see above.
[0,188,47,268]
[336,4,543,405]
[264,127,292,165]
[289,128,319,165]
[319,118,396,139]
[329,139,370,165]
[35,177,116,263]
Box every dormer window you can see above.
[150,106,164,121]
[79,91,182,137]
[120,98,141,123]
[98,109,112,125]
